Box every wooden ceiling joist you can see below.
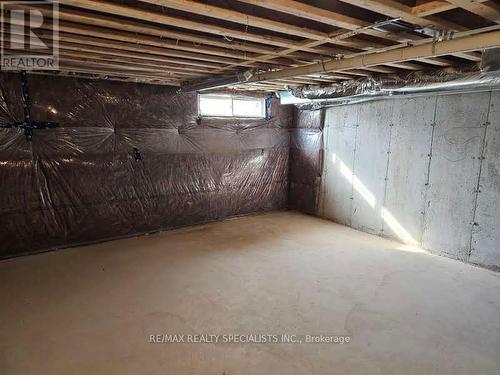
[304,73,356,80]
[1,0,496,91]
[138,0,385,50]
[238,0,481,64]
[58,51,205,78]
[3,19,246,71]
[412,0,493,17]
[4,4,291,67]
[445,0,500,23]
[57,64,182,85]
[50,5,305,57]
[138,0,461,75]
[247,30,500,83]
[58,58,186,79]
[54,22,268,64]
[208,20,431,76]
[237,0,413,43]
[6,41,207,78]
[336,0,468,31]
[57,0,342,55]
[36,29,242,69]
[56,43,216,74]
[29,70,176,86]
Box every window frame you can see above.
[198,93,266,119]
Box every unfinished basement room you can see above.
[1,0,500,374]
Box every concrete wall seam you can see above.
[420,96,439,246]
[319,91,500,269]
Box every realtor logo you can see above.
[1,1,59,71]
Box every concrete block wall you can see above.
[319,90,500,270]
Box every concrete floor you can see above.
[1,211,499,374]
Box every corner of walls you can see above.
[288,106,324,215]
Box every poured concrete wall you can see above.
[319,91,500,269]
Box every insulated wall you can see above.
[288,108,323,214]
[0,73,292,258]
[319,91,500,269]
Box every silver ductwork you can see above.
[481,48,500,72]
[279,52,500,109]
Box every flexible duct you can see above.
[279,63,500,109]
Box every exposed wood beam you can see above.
[3,28,215,77]
[415,57,453,66]
[40,3,345,63]
[304,73,357,80]
[342,70,372,77]
[57,43,216,74]
[314,0,482,63]
[137,0,335,40]
[411,0,491,16]
[50,5,298,57]
[238,0,367,30]
[209,29,359,74]
[271,78,326,86]
[138,0,384,50]
[384,62,424,70]
[336,0,468,31]
[237,0,460,61]
[57,70,180,85]
[5,37,209,77]
[57,57,184,78]
[237,0,413,43]
[58,0,342,55]
[234,1,471,70]
[57,64,182,85]
[52,32,240,67]
[54,21,269,63]
[5,4,288,66]
[224,81,285,90]
[412,0,456,16]
[11,2,461,73]
[297,73,352,81]
[28,70,176,86]
[32,28,243,69]
[361,66,399,74]
[451,52,482,61]
[209,21,427,75]
[2,0,493,90]
[445,0,500,23]
[5,49,189,82]
[245,31,500,83]
[58,51,205,78]
[53,37,227,70]
[74,23,259,62]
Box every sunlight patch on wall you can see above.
[339,161,376,208]
[381,207,419,246]
[331,153,421,247]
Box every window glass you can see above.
[199,95,232,116]
[199,94,265,118]
[233,99,264,117]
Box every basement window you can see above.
[198,94,266,118]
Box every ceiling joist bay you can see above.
[2,0,498,91]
